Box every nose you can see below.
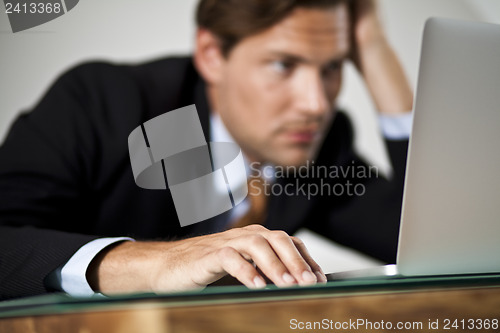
[294,69,330,118]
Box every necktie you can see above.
[230,176,269,229]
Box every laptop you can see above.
[328,17,500,281]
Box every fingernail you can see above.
[315,271,327,283]
[253,276,266,289]
[282,272,296,284]
[302,270,317,283]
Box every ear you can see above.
[194,28,226,85]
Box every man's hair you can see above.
[196,0,349,56]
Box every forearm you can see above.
[352,1,413,115]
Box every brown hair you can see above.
[196,0,348,56]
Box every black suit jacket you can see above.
[0,57,408,300]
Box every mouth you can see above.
[284,129,319,144]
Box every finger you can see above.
[291,236,327,283]
[213,247,267,289]
[263,231,318,286]
[234,234,299,287]
[237,226,319,286]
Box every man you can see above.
[0,0,412,300]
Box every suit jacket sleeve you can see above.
[0,58,206,300]
[0,64,119,300]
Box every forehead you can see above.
[231,5,350,62]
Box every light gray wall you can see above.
[0,0,199,141]
[1,0,499,172]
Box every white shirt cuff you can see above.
[378,113,413,140]
[60,237,134,297]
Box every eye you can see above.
[323,61,342,76]
[270,60,294,75]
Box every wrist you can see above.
[378,109,412,117]
[87,240,169,295]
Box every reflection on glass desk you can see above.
[0,273,499,333]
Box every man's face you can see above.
[212,5,350,167]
